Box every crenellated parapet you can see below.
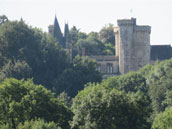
[133,26,151,33]
[117,18,136,26]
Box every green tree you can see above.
[147,59,172,113]
[0,78,72,129]
[76,32,108,56]
[1,119,61,129]
[152,107,172,129]
[0,60,32,81]
[0,52,7,67]
[55,56,102,97]
[57,92,72,108]
[70,26,115,56]
[17,119,61,129]
[69,26,87,46]
[104,71,148,94]
[104,43,115,55]
[0,19,102,98]
[0,15,8,25]
[0,20,69,90]
[99,23,115,45]
[71,83,151,129]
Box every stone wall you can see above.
[131,26,151,71]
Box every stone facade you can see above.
[114,18,151,74]
[87,56,119,78]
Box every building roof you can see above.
[53,15,64,47]
[151,45,172,60]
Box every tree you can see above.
[104,43,115,55]
[71,83,151,129]
[76,38,105,56]
[69,26,87,57]
[17,119,61,129]
[0,78,72,129]
[69,26,87,46]
[55,56,102,97]
[0,15,8,25]
[1,119,61,129]
[147,59,172,113]
[0,60,32,81]
[0,20,69,90]
[152,107,172,129]
[0,20,102,98]
[69,26,115,56]
[75,32,115,56]
[104,71,148,94]
[99,23,115,45]
[57,92,72,108]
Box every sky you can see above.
[0,0,172,45]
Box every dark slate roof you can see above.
[64,23,70,47]
[151,45,172,60]
[53,16,64,47]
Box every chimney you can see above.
[82,47,85,56]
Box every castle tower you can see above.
[114,18,151,74]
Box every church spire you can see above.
[53,15,64,47]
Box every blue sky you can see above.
[0,0,172,45]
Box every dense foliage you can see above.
[71,84,151,129]
[1,119,61,129]
[0,78,72,128]
[55,56,102,97]
[0,19,68,89]
[69,26,115,56]
[0,18,102,97]
[151,107,172,129]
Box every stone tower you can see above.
[114,18,151,74]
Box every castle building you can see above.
[87,18,172,78]
[49,17,172,78]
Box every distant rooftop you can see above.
[151,45,172,60]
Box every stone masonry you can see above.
[114,18,151,74]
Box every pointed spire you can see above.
[64,22,70,48]
[53,15,64,47]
